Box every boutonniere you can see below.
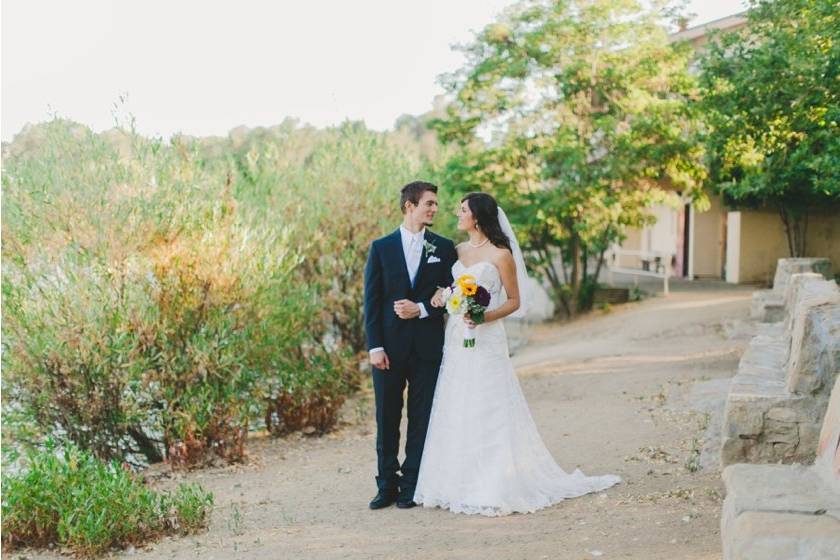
[423,239,437,255]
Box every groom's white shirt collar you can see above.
[399,224,425,246]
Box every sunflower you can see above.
[456,274,477,292]
[456,273,475,285]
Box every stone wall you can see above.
[723,265,840,466]
[750,258,832,322]
[721,376,840,559]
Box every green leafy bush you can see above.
[228,121,419,355]
[263,353,353,436]
[2,118,427,467]
[1,444,213,557]
[2,121,336,467]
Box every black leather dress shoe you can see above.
[396,492,417,509]
[369,489,399,510]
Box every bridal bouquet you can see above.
[443,274,491,348]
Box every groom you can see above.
[364,181,457,509]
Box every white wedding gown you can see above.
[413,261,621,516]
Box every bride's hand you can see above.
[463,314,477,329]
[431,288,445,308]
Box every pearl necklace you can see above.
[468,237,490,248]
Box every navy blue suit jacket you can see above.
[364,229,457,364]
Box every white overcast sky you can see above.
[1,0,747,142]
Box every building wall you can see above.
[735,210,790,284]
[649,204,679,254]
[616,227,644,270]
[727,208,840,284]
[806,210,840,277]
[613,204,679,273]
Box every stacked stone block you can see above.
[722,376,840,559]
[723,270,840,466]
[750,257,833,322]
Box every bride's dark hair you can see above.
[462,192,511,253]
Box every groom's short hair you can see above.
[400,181,438,214]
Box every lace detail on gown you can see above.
[413,261,621,516]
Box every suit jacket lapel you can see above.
[413,231,433,289]
[389,229,412,290]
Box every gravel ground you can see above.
[12,281,756,560]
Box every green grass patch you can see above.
[2,443,213,557]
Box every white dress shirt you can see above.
[369,226,429,356]
[401,225,425,286]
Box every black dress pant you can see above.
[372,354,441,492]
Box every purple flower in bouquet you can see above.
[474,286,491,308]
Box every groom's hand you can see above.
[393,299,421,319]
[370,350,390,370]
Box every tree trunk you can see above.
[592,227,611,284]
[554,243,574,317]
[537,244,571,317]
[798,213,808,257]
[559,246,570,284]
[778,205,808,257]
[593,247,607,284]
[582,246,589,283]
[569,233,582,317]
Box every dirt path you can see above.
[17,281,757,560]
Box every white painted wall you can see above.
[726,211,741,283]
[649,204,679,254]
[688,205,696,280]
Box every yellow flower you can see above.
[458,281,477,296]
[456,274,476,286]
[456,274,477,294]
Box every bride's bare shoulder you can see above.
[490,246,515,273]
[490,245,514,262]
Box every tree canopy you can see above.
[434,0,706,314]
[700,0,840,256]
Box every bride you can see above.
[412,192,621,516]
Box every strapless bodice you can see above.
[451,260,504,312]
